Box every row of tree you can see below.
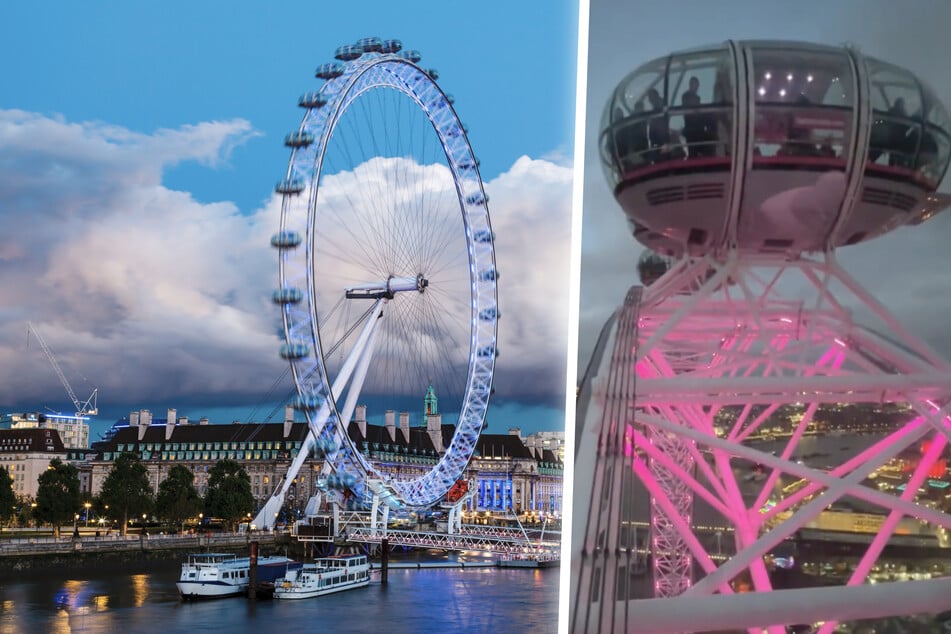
[0,454,257,537]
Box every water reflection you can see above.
[130,574,148,607]
[0,565,557,633]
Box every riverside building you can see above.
[84,399,563,521]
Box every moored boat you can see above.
[497,552,561,569]
[177,552,301,600]
[274,554,370,600]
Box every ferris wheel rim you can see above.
[274,47,498,510]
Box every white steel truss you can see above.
[345,526,560,557]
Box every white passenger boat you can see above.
[498,552,561,569]
[177,552,300,599]
[274,554,370,600]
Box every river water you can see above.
[0,561,559,633]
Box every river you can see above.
[0,561,559,633]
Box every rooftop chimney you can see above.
[399,411,410,443]
[284,405,294,438]
[356,404,367,439]
[166,408,177,441]
[384,410,396,443]
[138,410,151,441]
[427,412,444,454]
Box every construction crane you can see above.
[27,322,98,418]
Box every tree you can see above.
[0,466,15,526]
[156,465,202,533]
[35,458,81,538]
[99,453,153,536]
[204,459,255,532]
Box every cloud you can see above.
[487,156,573,405]
[0,110,572,418]
[0,110,278,410]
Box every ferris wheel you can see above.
[255,38,498,529]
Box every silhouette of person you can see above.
[682,76,713,157]
[645,89,669,162]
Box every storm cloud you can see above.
[0,110,572,416]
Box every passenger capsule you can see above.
[298,92,328,109]
[602,41,951,255]
[478,307,500,321]
[280,343,310,359]
[397,49,422,63]
[478,269,499,282]
[334,44,363,61]
[356,37,383,53]
[284,131,315,148]
[275,178,305,195]
[476,345,497,358]
[445,94,455,105]
[466,192,488,206]
[315,63,344,80]
[315,437,338,453]
[270,230,302,249]
[381,39,402,54]
[293,394,323,411]
[472,229,494,244]
[425,68,439,81]
[272,288,304,304]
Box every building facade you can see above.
[0,428,68,499]
[80,402,563,521]
[0,412,90,449]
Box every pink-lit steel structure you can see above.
[573,40,951,633]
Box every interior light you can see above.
[779,88,787,97]
[765,71,772,80]
[786,73,793,82]
[758,87,766,96]
[807,74,814,82]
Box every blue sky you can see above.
[0,1,578,439]
[3,1,576,210]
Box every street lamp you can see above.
[83,502,91,527]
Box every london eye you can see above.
[255,38,498,529]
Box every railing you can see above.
[0,532,278,557]
[345,526,560,557]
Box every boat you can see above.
[274,554,370,600]
[497,552,561,569]
[176,552,301,599]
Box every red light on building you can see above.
[930,459,947,479]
